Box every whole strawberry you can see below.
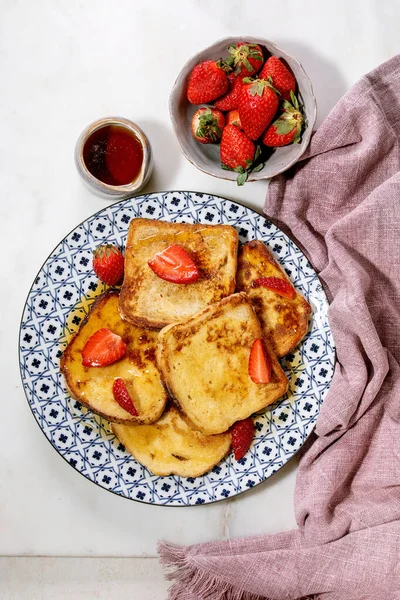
[191,107,225,144]
[239,78,279,140]
[92,244,124,285]
[260,56,296,101]
[263,92,303,147]
[214,74,245,111]
[187,60,228,104]
[227,42,264,76]
[220,124,255,186]
[231,418,254,460]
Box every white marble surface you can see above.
[1,0,399,596]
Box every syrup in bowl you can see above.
[83,125,144,186]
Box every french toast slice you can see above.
[60,291,167,424]
[236,240,311,357]
[119,218,238,329]
[157,293,289,436]
[112,404,231,477]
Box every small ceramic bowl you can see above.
[75,117,153,199]
[169,37,317,182]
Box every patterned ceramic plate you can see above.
[19,191,335,506]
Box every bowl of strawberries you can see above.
[169,37,316,185]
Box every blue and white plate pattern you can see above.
[19,191,335,506]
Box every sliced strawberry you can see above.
[112,378,138,416]
[252,277,296,299]
[81,328,126,367]
[148,244,199,284]
[231,418,254,460]
[248,338,272,384]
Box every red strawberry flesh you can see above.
[92,245,124,286]
[263,123,297,147]
[220,124,255,170]
[260,56,296,101]
[112,378,138,416]
[239,79,279,140]
[248,338,272,384]
[231,418,254,460]
[187,60,228,104]
[214,75,244,111]
[81,328,127,367]
[226,109,242,129]
[148,244,199,284]
[262,93,303,147]
[252,277,296,299]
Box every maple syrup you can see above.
[83,125,144,186]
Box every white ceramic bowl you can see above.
[169,37,317,182]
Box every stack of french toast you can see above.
[60,217,311,477]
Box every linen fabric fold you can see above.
[159,54,400,600]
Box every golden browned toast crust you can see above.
[157,293,289,435]
[236,240,311,357]
[112,404,232,477]
[60,291,168,424]
[119,218,238,329]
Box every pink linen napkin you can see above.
[159,55,400,600]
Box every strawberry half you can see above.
[220,124,255,186]
[81,328,127,367]
[112,378,138,416]
[231,418,255,460]
[191,107,225,144]
[263,92,304,147]
[248,338,272,384]
[259,56,296,102]
[252,276,296,299]
[148,244,199,284]
[227,42,264,77]
[187,60,228,104]
[93,245,124,286]
[239,78,279,141]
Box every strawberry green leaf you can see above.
[252,162,265,173]
[293,127,302,144]
[236,171,248,186]
[248,48,263,61]
[290,90,299,109]
[243,58,254,73]
[274,119,297,135]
